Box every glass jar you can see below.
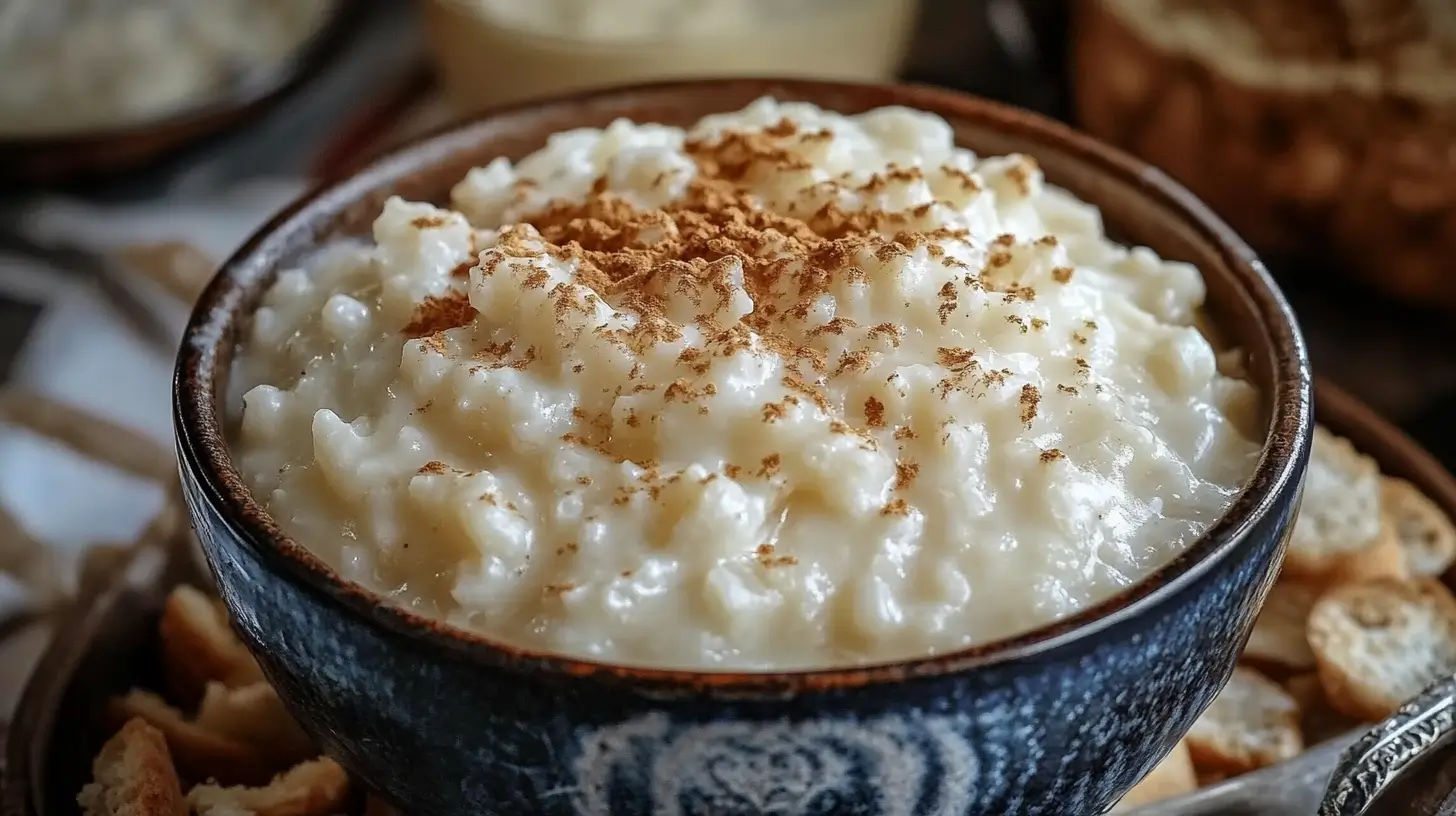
[420,0,922,116]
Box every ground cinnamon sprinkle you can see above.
[863,396,886,428]
[893,459,919,491]
[1005,156,1038,195]
[403,118,1086,524]
[1019,384,1041,427]
[756,453,781,478]
[755,542,798,568]
[401,292,477,339]
[937,280,958,324]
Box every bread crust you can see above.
[158,585,264,707]
[187,758,352,816]
[1308,577,1456,720]
[76,718,187,816]
[1186,667,1304,774]
[1073,0,1456,308]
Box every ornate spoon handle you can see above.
[1317,674,1456,816]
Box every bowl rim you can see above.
[173,76,1313,693]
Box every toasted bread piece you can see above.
[106,690,277,787]
[76,718,186,816]
[1307,577,1456,720]
[1381,476,1456,578]
[159,586,263,706]
[187,758,351,816]
[1243,579,1320,672]
[1284,672,1368,745]
[1186,666,1304,774]
[1113,739,1198,810]
[195,682,316,768]
[1283,672,1320,707]
[1283,427,1406,587]
[1194,767,1230,787]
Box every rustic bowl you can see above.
[172,78,1312,816]
[0,2,353,189]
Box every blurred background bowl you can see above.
[0,1,355,189]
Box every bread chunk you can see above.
[1308,577,1456,719]
[1382,476,1456,577]
[187,758,351,816]
[1282,427,1405,586]
[76,718,186,816]
[1186,667,1304,774]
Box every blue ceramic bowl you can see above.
[173,78,1313,816]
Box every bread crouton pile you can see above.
[1115,424,1456,810]
[77,586,396,816]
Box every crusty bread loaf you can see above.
[1194,0,1456,61]
[1186,666,1304,774]
[1307,577,1456,720]
[76,718,186,816]
[1073,0,1456,309]
[1382,476,1456,577]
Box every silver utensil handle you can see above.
[1318,674,1456,815]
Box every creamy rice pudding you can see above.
[233,98,1261,670]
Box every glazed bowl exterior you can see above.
[173,78,1313,816]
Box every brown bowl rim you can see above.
[173,77,1313,693]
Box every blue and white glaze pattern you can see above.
[573,713,976,815]
[181,455,1301,816]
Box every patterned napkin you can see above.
[0,178,305,714]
